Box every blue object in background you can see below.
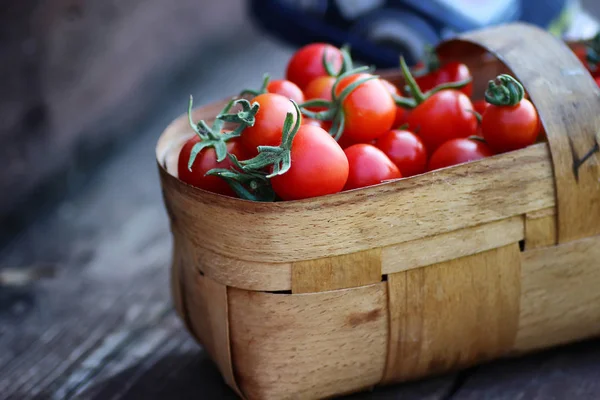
[248,0,571,67]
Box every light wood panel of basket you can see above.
[158,23,600,400]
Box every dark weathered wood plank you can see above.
[452,340,600,400]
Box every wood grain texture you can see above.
[158,143,553,263]
[382,244,521,383]
[181,266,242,397]
[291,248,381,294]
[381,216,524,274]
[190,242,292,292]
[525,207,558,250]
[439,23,600,244]
[228,284,388,400]
[515,234,600,352]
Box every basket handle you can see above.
[438,22,600,244]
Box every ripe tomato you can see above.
[381,79,408,128]
[407,89,478,154]
[472,99,489,115]
[374,130,427,177]
[270,125,349,200]
[428,138,494,171]
[286,43,343,91]
[481,98,540,153]
[266,79,305,103]
[415,61,473,97]
[304,76,336,111]
[302,117,323,128]
[343,144,402,190]
[178,136,250,196]
[240,93,299,155]
[334,73,396,143]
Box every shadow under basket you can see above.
[156,23,600,400]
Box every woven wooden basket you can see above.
[156,23,600,400]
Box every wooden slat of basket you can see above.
[515,234,600,352]
[228,283,388,400]
[291,248,381,294]
[159,143,554,264]
[381,215,524,274]
[189,243,292,292]
[439,23,600,244]
[179,215,524,293]
[382,243,521,383]
[179,261,243,397]
[524,207,558,250]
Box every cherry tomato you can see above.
[415,62,473,97]
[286,43,343,91]
[472,99,489,115]
[178,136,250,196]
[374,130,427,177]
[343,144,402,190]
[240,93,299,156]
[270,125,348,200]
[481,98,540,154]
[302,117,323,128]
[595,76,600,87]
[428,138,494,171]
[381,79,409,128]
[304,76,336,111]
[407,89,478,154]
[334,73,396,143]
[266,79,305,103]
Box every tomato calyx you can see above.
[583,32,600,72]
[206,100,304,201]
[239,73,271,97]
[394,57,472,109]
[238,100,302,177]
[322,44,354,78]
[186,96,258,170]
[205,157,276,202]
[484,74,524,107]
[299,65,377,140]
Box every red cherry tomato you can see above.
[428,138,494,171]
[270,125,348,200]
[374,130,428,177]
[334,74,396,143]
[286,43,343,91]
[304,76,336,111]
[481,99,540,154]
[178,136,250,196]
[415,62,473,97]
[407,89,478,154]
[302,117,323,128]
[343,144,402,190]
[472,99,489,115]
[266,79,305,104]
[240,93,299,155]
[381,79,409,128]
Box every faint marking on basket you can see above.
[568,136,600,181]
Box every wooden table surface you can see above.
[2,18,600,400]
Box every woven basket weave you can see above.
[156,23,600,400]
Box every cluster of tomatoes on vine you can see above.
[177,42,543,201]
[572,31,600,86]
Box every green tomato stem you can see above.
[484,74,524,107]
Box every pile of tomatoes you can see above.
[178,42,548,202]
